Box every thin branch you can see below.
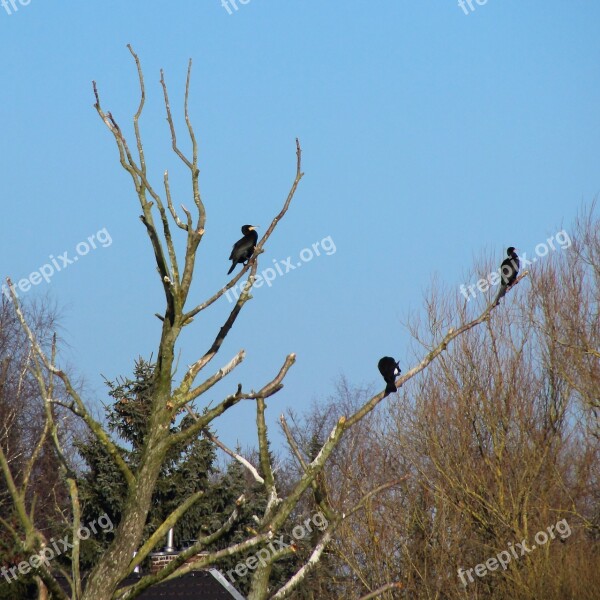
[170,353,296,448]
[280,414,308,470]
[345,477,409,519]
[270,526,336,600]
[20,347,49,491]
[0,443,36,543]
[185,138,304,317]
[127,44,147,175]
[128,490,205,573]
[257,396,279,516]
[358,582,404,600]
[164,170,188,230]
[125,45,183,290]
[183,405,264,484]
[175,350,245,406]
[183,59,204,218]
[94,70,180,311]
[159,61,205,303]
[160,68,193,170]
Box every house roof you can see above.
[55,570,246,600]
[130,570,246,600]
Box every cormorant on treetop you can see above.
[495,246,520,305]
[378,357,401,396]
[227,225,259,275]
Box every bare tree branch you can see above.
[128,490,205,573]
[169,353,296,448]
[358,582,404,600]
[183,404,265,484]
[185,138,304,318]
[257,396,279,516]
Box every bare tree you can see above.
[0,297,84,600]
[292,209,600,599]
[0,47,524,600]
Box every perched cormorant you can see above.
[378,357,401,396]
[495,246,520,304]
[227,225,259,275]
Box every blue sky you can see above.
[1,1,599,451]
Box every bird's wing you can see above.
[229,239,243,260]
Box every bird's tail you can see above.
[494,284,507,306]
[227,263,235,275]
[385,382,397,395]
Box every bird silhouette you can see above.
[378,357,401,396]
[227,225,259,275]
[495,246,520,305]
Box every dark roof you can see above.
[55,570,246,600]
[130,570,245,600]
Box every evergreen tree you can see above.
[76,358,220,568]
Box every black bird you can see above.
[378,357,401,396]
[495,246,520,304]
[227,225,259,275]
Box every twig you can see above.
[358,582,404,600]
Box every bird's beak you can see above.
[251,225,260,230]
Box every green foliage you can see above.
[0,578,36,600]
